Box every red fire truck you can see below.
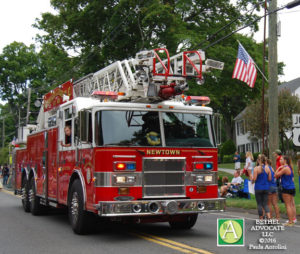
[13,48,225,234]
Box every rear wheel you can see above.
[21,177,30,213]
[169,214,198,229]
[68,179,94,234]
[29,177,42,215]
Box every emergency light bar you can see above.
[194,162,213,170]
[92,91,125,100]
[205,59,224,70]
[185,96,210,106]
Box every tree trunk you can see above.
[224,117,234,141]
[280,132,285,153]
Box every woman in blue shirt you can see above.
[252,154,272,219]
[275,156,296,226]
[266,159,280,220]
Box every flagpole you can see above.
[237,40,269,83]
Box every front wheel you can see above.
[169,214,198,229]
[68,179,94,234]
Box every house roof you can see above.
[234,107,247,120]
[234,77,300,121]
[278,77,300,93]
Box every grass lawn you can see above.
[218,162,245,170]
[218,164,300,216]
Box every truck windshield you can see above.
[95,111,161,146]
[94,110,215,147]
[162,112,215,147]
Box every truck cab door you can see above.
[58,105,75,204]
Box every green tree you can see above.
[244,89,300,153]
[0,42,44,115]
[34,0,265,140]
[35,0,262,70]
[0,104,17,148]
[38,43,77,90]
[0,42,76,127]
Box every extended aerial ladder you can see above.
[73,48,224,101]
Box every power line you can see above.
[202,3,290,50]
[196,1,265,49]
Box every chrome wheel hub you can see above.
[21,187,26,200]
[29,189,34,203]
[71,192,79,223]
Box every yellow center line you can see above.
[131,231,214,254]
[0,189,21,198]
[130,232,199,254]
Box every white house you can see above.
[234,77,300,153]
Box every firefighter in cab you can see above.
[61,125,71,147]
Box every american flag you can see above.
[11,136,16,146]
[232,43,257,88]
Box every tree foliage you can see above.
[0,0,273,145]
[0,42,74,139]
[35,0,262,71]
[220,139,236,155]
[32,0,265,139]
[243,89,300,151]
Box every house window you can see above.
[236,120,245,136]
[238,144,246,154]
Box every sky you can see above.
[0,0,299,83]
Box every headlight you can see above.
[127,176,136,183]
[205,175,213,182]
[194,174,213,184]
[116,176,126,184]
[196,175,204,182]
[114,175,136,185]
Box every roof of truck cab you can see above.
[61,97,213,114]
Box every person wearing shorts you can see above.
[275,156,296,226]
[253,154,272,219]
[233,151,241,173]
[266,159,280,220]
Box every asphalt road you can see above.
[0,189,299,254]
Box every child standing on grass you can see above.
[233,151,241,175]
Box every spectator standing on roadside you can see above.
[266,159,280,220]
[275,156,296,226]
[274,150,283,171]
[242,151,254,180]
[253,154,272,219]
[233,151,241,175]
[0,165,2,190]
[2,164,10,186]
[273,149,283,203]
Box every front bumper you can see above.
[96,198,225,217]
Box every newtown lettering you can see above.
[146,150,181,155]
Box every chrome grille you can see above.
[143,158,185,197]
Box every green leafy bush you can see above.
[223,154,234,163]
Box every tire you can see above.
[29,177,42,215]
[21,177,30,213]
[68,179,94,234]
[169,214,198,229]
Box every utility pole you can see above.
[2,117,4,148]
[261,0,267,154]
[268,0,279,164]
[26,87,31,125]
